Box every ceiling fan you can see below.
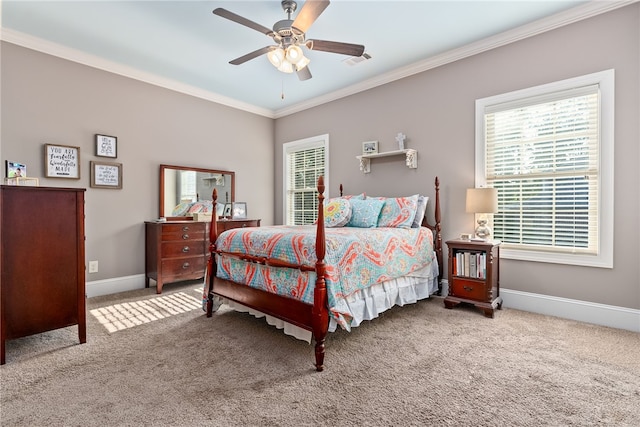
[213,0,365,81]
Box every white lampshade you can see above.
[466,188,498,214]
[466,187,498,240]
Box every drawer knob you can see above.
[242,223,247,227]
[463,286,474,292]
[182,262,190,269]
[182,226,189,231]
[182,234,189,240]
[182,246,190,253]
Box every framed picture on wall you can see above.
[90,161,122,189]
[44,144,80,179]
[96,134,117,158]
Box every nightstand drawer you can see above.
[451,278,487,301]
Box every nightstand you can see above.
[444,239,502,318]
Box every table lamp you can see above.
[466,187,498,240]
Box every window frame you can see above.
[475,69,614,268]
[282,134,329,225]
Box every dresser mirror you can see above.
[159,164,235,219]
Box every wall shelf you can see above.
[356,149,418,174]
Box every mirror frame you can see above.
[159,164,235,220]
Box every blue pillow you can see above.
[347,199,385,228]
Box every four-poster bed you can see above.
[205,176,442,371]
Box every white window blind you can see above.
[476,70,614,268]
[486,87,599,253]
[284,135,328,225]
[179,171,197,203]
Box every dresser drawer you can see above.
[451,278,488,301]
[217,219,261,233]
[161,223,206,241]
[161,241,206,258]
[161,256,206,278]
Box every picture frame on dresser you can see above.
[223,203,232,218]
[232,202,247,219]
[95,134,117,158]
[90,161,122,189]
[44,143,80,179]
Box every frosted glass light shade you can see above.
[267,48,285,67]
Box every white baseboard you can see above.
[90,277,639,333]
[86,274,147,298]
[440,280,639,332]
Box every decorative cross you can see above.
[396,132,406,150]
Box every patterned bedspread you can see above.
[213,225,436,328]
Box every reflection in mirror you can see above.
[159,164,235,219]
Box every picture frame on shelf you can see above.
[6,161,26,178]
[44,144,80,179]
[90,161,122,189]
[232,202,247,219]
[96,134,117,158]
[362,141,378,155]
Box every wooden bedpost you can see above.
[434,177,443,295]
[312,175,329,371]
[206,188,219,317]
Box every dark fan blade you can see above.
[297,66,312,81]
[292,0,330,33]
[229,46,274,65]
[306,39,365,57]
[213,8,273,36]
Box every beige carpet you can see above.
[1,281,639,426]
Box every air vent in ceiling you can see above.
[343,52,372,66]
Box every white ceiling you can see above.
[1,1,628,118]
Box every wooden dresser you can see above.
[145,218,260,294]
[1,186,86,364]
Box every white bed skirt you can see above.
[217,262,439,343]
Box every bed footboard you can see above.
[206,175,443,371]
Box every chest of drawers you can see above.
[145,221,208,294]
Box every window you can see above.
[283,134,329,225]
[475,70,614,268]
[179,171,197,203]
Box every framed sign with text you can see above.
[90,161,122,189]
[95,134,117,158]
[44,144,80,179]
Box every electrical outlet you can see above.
[88,260,99,273]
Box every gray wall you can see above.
[274,5,640,310]
[1,42,274,283]
[1,5,638,311]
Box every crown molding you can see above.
[273,0,637,118]
[0,27,276,119]
[1,0,635,120]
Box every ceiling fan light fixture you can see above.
[285,45,303,62]
[267,47,285,67]
[277,60,294,73]
[294,55,310,71]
